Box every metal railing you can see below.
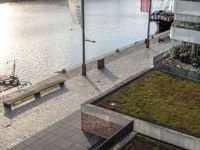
[90,121,133,150]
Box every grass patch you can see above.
[100,69,200,136]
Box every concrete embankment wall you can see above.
[81,104,132,139]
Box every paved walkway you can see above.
[10,111,104,150]
[0,35,172,150]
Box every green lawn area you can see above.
[100,69,200,136]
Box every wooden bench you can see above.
[1,75,65,113]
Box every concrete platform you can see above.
[9,111,104,150]
[0,33,172,150]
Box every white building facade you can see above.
[170,0,200,58]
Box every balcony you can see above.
[173,0,200,17]
[170,26,200,44]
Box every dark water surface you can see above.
[0,0,158,82]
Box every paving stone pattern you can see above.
[0,39,172,150]
[10,111,103,150]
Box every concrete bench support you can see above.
[34,92,41,99]
[59,82,65,87]
[97,58,105,69]
[157,36,170,43]
[3,103,12,114]
[158,38,163,43]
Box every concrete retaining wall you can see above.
[81,104,200,150]
[133,117,200,150]
[81,104,133,139]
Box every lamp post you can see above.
[81,0,86,76]
[146,0,152,48]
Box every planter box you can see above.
[155,62,200,81]
[170,66,187,77]
[153,51,169,65]
[154,51,200,81]
[187,71,200,80]
[154,63,170,72]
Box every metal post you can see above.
[146,0,152,48]
[81,0,86,75]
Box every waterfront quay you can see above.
[0,32,171,150]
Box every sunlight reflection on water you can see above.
[0,0,158,82]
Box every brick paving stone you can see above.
[23,137,38,146]
[9,143,26,150]
[34,143,59,150]
[61,131,75,140]
[22,147,34,150]
[51,126,70,137]
[41,133,55,143]
[34,130,50,139]
[65,143,88,150]
[46,124,61,132]
[10,111,102,150]
[57,140,73,149]
[29,139,49,150]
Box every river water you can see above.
[0,0,159,82]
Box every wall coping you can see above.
[82,104,133,126]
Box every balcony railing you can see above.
[89,121,134,150]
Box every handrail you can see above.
[90,121,133,150]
